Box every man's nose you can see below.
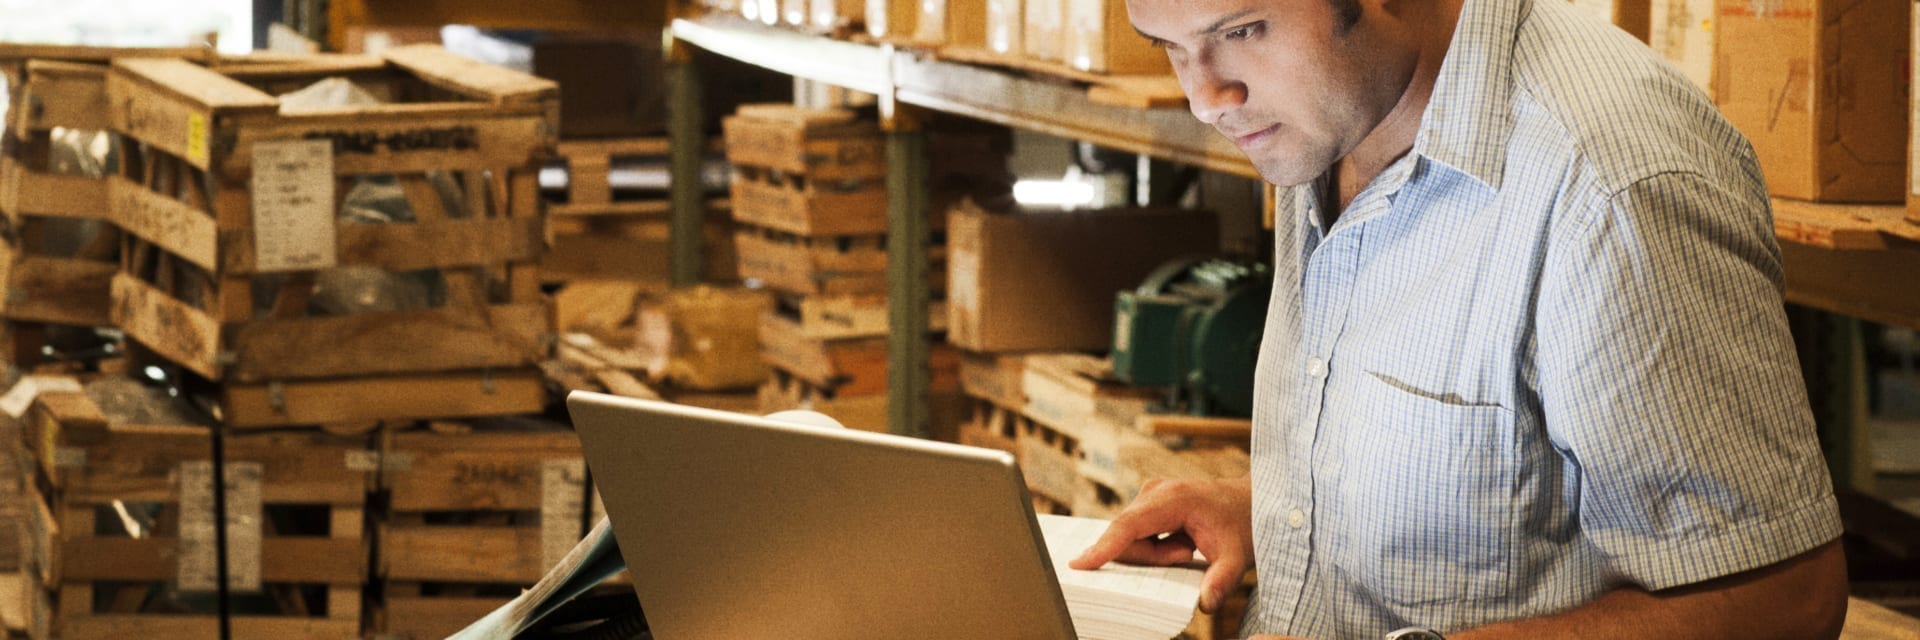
[1183,67,1247,126]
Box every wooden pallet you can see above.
[104,46,556,384]
[759,310,962,396]
[957,350,1026,409]
[374,420,589,640]
[733,225,948,296]
[772,290,948,340]
[730,163,885,236]
[163,365,548,430]
[20,386,370,639]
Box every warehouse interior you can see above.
[0,0,1917,638]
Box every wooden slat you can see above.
[1,156,109,220]
[227,302,547,382]
[385,431,582,512]
[380,524,547,583]
[220,216,542,274]
[111,273,224,380]
[219,369,546,428]
[227,112,550,180]
[17,60,109,132]
[108,176,219,272]
[0,255,115,326]
[1772,199,1901,250]
[109,58,277,112]
[0,44,208,64]
[60,614,358,640]
[758,312,888,393]
[730,170,886,236]
[721,110,886,179]
[59,536,362,584]
[382,44,558,105]
[225,432,372,505]
[1136,414,1253,440]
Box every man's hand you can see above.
[1069,476,1255,613]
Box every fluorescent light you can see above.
[1013,180,1097,208]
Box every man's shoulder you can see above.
[1507,2,1754,197]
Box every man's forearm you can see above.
[1451,540,1848,640]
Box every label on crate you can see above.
[178,461,265,592]
[0,375,82,418]
[187,113,210,165]
[249,139,337,273]
[540,459,587,572]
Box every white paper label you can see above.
[178,461,265,592]
[0,376,82,418]
[250,139,336,273]
[540,459,587,572]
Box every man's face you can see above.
[1128,0,1413,186]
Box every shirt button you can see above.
[1306,357,1327,379]
[1287,509,1305,529]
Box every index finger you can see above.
[1068,503,1185,570]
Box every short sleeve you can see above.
[1534,170,1842,590]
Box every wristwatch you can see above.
[1384,627,1445,640]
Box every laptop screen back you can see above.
[567,392,1078,639]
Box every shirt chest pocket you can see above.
[1324,371,1518,607]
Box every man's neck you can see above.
[1328,0,1464,214]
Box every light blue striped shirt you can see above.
[1242,0,1844,637]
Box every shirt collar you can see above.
[1410,0,1530,191]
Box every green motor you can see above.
[1112,257,1271,417]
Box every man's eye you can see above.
[1225,22,1264,40]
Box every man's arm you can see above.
[1445,539,1848,640]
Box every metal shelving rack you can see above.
[665,13,1255,438]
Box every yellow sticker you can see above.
[186,112,209,165]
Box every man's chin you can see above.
[1250,157,1323,189]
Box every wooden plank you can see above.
[384,431,582,512]
[1842,597,1920,639]
[380,524,547,583]
[108,176,220,273]
[60,614,358,640]
[1773,199,1897,250]
[0,156,109,220]
[109,58,277,113]
[729,169,887,236]
[110,274,225,380]
[227,112,549,180]
[733,229,889,295]
[0,255,115,327]
[554,137,672,159]
[0,44,208,64]
[1137,414,1253,440]
[227,302,547,382]
[219,369,546,428]
[17,60,109,132]
[383,44,559,105]
[548,196,728,218]
[225,432,372,505]
[1020,352,1159,441]
[381,595,507,640]
[1782,241,1920,332]
[221,216,543,274]
[758,312,888,393]
[778,292,948,340]
[959,351,1027,409]
[59,536,362,584]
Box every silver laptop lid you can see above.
[567,392,1077,640]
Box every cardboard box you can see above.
[987,0,1024,55]
[1649,0,1715,95]
[1025,0,1064,62]
[1065,0,1172,74]
[915,0,989,48]
[947,202,1219,352]
[1715,0,1910,203]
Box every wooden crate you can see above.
[721,104,884,182]
[375,420,588,640]
[103,46,557,384]
[734,226,947,296]
[957,350,1026,409]
[729,164,885,237]
[771,290,948,341]
[759,311,962,396]
[20,387,371,639]
[166,363,548,430]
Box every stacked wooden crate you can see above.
[0,46,207,369]
[13,376,371,639]
[372,417,591,640]
[725,103,898,431]
[102,45,557,428]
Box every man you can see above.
[1069,0,1851,637]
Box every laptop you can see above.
[567,391,1080,639]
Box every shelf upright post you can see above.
[667,29,707,288]
[883,100,932,439]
